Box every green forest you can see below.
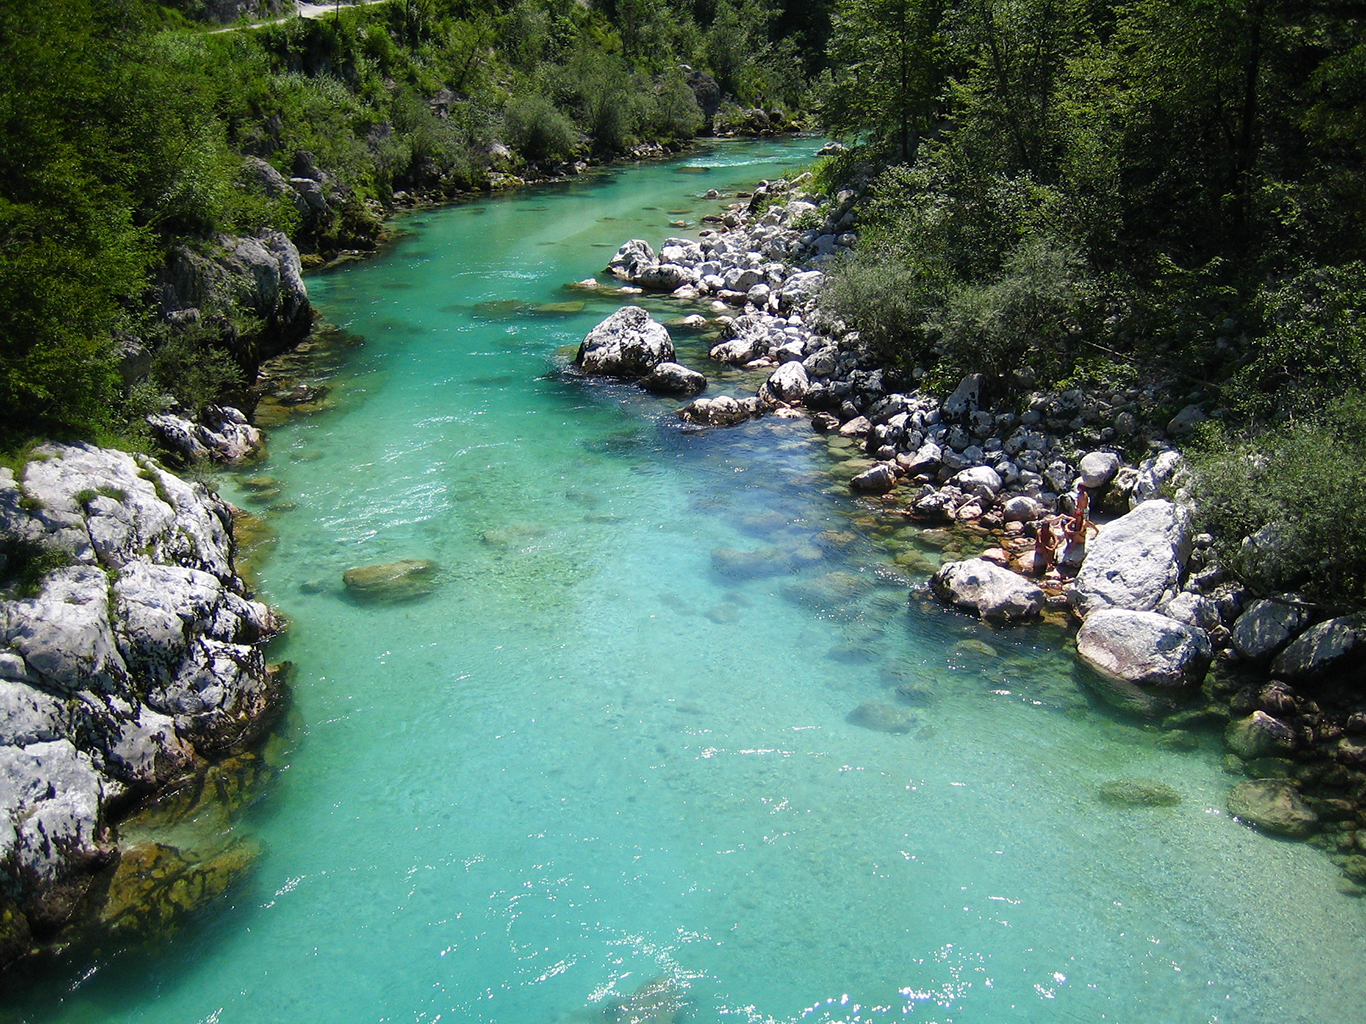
[2,0,1365,601]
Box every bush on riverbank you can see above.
[1191,393,1366,608]
[819,0,1366,399]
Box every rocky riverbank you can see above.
[576,174,1366,894]
[0,444,286,969]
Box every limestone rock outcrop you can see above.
[0,444,283,960]
[154,229,313,367]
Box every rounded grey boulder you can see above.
[1270,614,1366,683]
[576,306,674,377]
[1078,451,1121,489]
[641,362,706,396]
[1076,608,1211,716]
[849,463,898,495]
[931,558,1045,622]
[1231,598,1313,661]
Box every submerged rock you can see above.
[847,701,917,734]
[1097,779,1181,807]
[99,836,260,941]
[606,975,686,1024]
[710,547,789,579]
[1227,779,1319,837]
[342,559,440,601]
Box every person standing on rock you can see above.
[1059,483,1099,573]
[1032,516,1060,574]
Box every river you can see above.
[14,137,1366,1024]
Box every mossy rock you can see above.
[710,547,790,579]
[1340,854,1366,883]
[0,896,32,970]
[1227,779,1320,837]
[1243,756,1295,779]
[1155,729,1201,751]
[480,525,544,549]
[100,837,261,941]
[817,529,856,549]
[1097,779,1182,807]
[471,299,534,318]
[779,571,868,610]
[847,701,918,734]
[530,300,586,315]
[342,559,440,601]
[954,639,999,659]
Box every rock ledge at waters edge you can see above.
[580,172,1366,893]
[0,443,285,967]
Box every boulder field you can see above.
[576,176,1366,893]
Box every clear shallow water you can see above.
[18,140,1366,1024]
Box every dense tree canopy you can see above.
[0,0,824,445]
[820,0,1366,603]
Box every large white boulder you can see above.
[931,558,1045,622]
[576,306,675,377]
[606,239,656,280]
[1072,499,1192,617]
[1075,608,1211,716]
[764,360,810,403]
[1077,451,1121,489]
[953,466,1002,501]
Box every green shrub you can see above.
[503,94,579,164]
[3,539,77,599]
[930,236,1098,381]
[1223,263,1366,422]
[823,254,942,368]
[647,69,704,142]
[1191,391,1366,606]
[136,323,247,420]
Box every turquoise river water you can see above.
[16,139,1366,1023]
